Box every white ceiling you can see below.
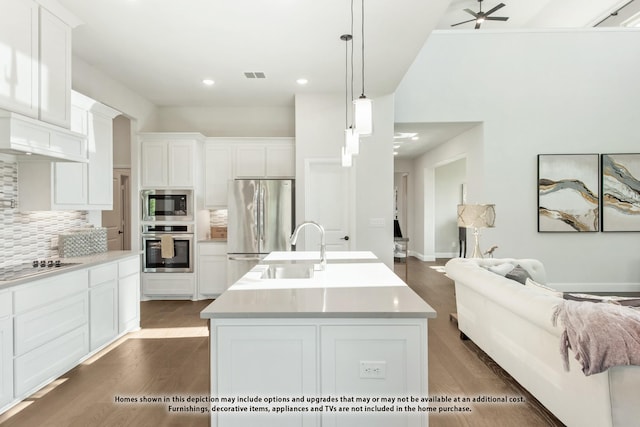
[55,0,639,157]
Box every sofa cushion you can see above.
[525,278,563,297]
[486,263,516,276]
[505,264,532,285]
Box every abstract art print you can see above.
[601,154,640,231]
[538,154,599,232]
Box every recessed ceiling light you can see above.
[393,151,399,156]
[411,136,419,140]
[296,78,308,85]
[202,79,215,86]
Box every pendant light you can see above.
[354,0,373,136]
[341,33,356,166]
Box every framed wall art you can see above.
[538,154,599,232]
[601,153,640,232]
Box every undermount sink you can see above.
[261,264,315,279]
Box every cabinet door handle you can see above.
[340,236,350,241]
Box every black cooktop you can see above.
[0,261,80,282]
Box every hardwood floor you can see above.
[401,257,563,427]
[0,260,564,426]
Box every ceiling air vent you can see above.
[244,72,266,79]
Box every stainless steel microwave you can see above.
[141,189,193,221]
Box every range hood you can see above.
[0,110,87,163]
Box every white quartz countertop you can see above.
[201,251,436,319]
[0,250,141,288]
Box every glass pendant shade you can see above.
[353,96,373,136]
[345,127,360,155]
[341,146,352,167]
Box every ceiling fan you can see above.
[451,0,509,29]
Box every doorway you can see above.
[102,169,131,250]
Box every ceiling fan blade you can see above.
[451,18,477,27]
[484,3,506,16]
[486,16,509,21]
[463,8,479,18]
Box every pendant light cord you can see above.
[350,0,355,126]
[360,0,365,97]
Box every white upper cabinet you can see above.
[204,142,232,208]
[234,139,295,179]
[203,138,295,208]
[0,0,77,128]
[140,134,203,189]
[38,7,71,128]
[0,0,39,118]
[17,92,120,211]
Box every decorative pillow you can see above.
[486,263,516,277]
[564,293,640,307]
[525,278,563,297]
[505,264,532,285]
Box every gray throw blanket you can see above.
[551,300,640,376]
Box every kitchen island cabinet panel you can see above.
[215,323,317,427]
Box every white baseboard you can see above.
[435,252,457,259]
[549,282,640,293]
[407,250,435,262]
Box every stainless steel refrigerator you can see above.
[227,179,295,285]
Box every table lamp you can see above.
[457,204,496,258]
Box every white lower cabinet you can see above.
[4,254,141,412]
[198,242,227,297]
[0,292,13,409]
[209,319,427,427]
[118,257,140,333]
[13,269,89,397]
[142,273,195,299]
[89,263,118,351]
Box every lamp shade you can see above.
[457,204,496,229]
[353,96,372,136]
[345,127,359,155]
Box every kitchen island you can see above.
[200,251,436,427]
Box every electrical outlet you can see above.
[359,361,386,379]
[369,218,385,228]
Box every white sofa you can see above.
[445,257,640,427]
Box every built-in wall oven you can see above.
[141,189,193,221]
[141,224,194,273]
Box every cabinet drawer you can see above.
[14,325,89,397]
[13,269,87,314]
[199,242,227,256]
[14,292,88,356]
[89,263,117,287]
[119,256,140,278]
[0,291,11,318]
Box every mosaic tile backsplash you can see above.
[0,159,89,269]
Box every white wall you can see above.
[154,106,294,137]
[395,29,640,283]
[295,93,395,266]
[72,56,157,131]
[405,125,483,261]
[435,158,466,257]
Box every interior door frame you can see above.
[303,158,356,250]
